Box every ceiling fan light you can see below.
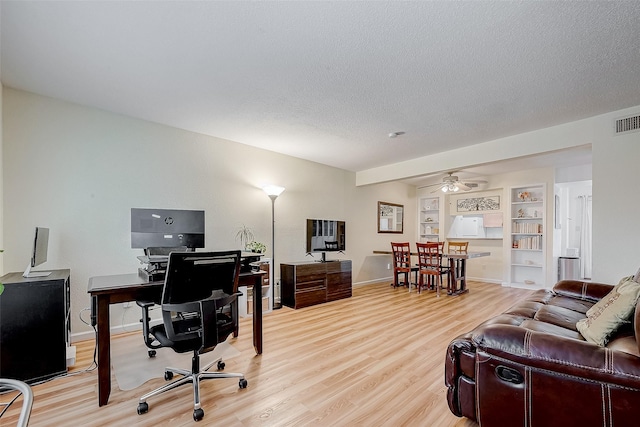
[442,186,448,193]
[453,185,459,192]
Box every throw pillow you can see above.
[576,278,640,346]
[634,267,640,283]
[585,275,633,317]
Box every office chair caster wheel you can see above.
[217,360,225,370]
[239,378,248,389]
[193,408,204,421]
[148,350,156,357]
[137,402,148,415]
[164,371,173,381]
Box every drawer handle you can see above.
[298,286,325,293]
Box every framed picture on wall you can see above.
[378,201,403,233]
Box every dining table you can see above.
[373,249,490,295]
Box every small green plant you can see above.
[246,241,266,253]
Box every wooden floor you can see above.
[3,280,532,426]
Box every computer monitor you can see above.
[23,227,51,278]
[131,208,205,250]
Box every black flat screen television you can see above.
[131,208,205,250]
[306,219,345,253]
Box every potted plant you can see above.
[246,241,266,253]
[235,225,255,250]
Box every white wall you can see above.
[2,88,416,338]
[592,107,640,283]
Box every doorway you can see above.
[555,180,592,280]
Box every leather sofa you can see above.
[445,279,640,426]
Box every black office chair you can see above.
[137,246,189,357]
[136,250,248,422]
[0,378,33,427]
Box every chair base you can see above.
[137,354,247,422]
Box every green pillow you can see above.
[576,278,640,346]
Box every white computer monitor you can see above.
[23,227,51,278]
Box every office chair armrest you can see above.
[136,300,155,309]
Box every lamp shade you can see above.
[262,185,285,197]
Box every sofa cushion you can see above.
[520,319,584,340]
[546,296,594,314]
[576,278,640,346]
[607,334,640,357]
[534,305,586,331]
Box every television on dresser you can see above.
[306,219,346,255]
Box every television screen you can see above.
[306,219,345,253]
[131,208,205,249]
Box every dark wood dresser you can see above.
[281,260,352,309]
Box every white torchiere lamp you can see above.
[262,184,285,310]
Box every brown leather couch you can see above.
[445,280,640,427]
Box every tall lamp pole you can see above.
[262,185,285,309]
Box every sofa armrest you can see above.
[553,280,613,302]
[445,332,477,418]
[472,323,640,389]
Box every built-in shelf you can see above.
[418,196,441,242]
[509,184,546,287]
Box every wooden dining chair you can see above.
[445,241,468,294]
[390,242,418,289]
[416,242,447,296]
[447,241,469,254]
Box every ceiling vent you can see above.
[615,114,640,135]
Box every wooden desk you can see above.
[87,270,265,407]
[372,250,490,295]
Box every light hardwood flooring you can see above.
[3,280,532,426]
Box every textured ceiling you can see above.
[2,1,638,173]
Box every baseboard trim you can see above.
[71,322,143,344]
[354,277,393,286]
[467,276,502,285]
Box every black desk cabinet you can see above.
[281,260,352,309]
[0,269,71,383]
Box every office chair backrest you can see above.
[161,250,241,305]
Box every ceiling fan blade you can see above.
[417,182,444,189]
[456,182,471,191]
[431,184,446,193]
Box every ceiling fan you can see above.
[419,172,488,193]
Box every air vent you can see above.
[615,114,640,135]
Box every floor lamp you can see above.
[263,185,285,309]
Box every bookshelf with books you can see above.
[509,184,545,287]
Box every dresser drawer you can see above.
[294,280,326,308]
